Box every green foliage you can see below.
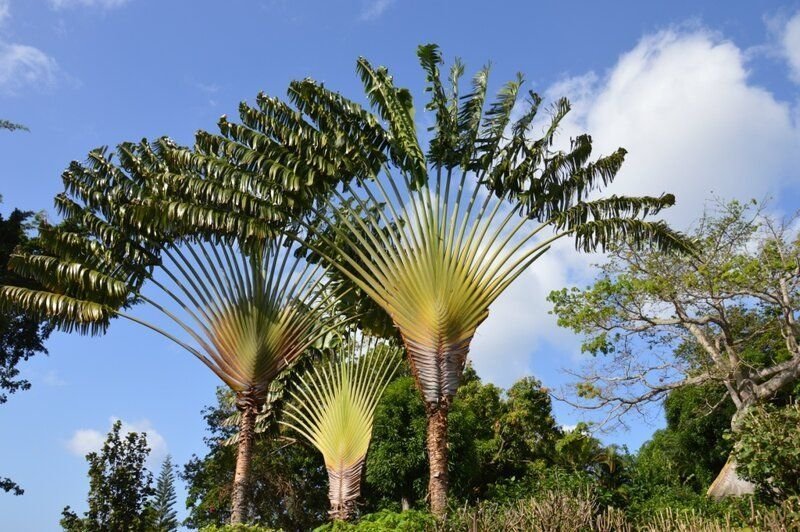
[0,208,52,406]
[61,420,153,532]
[365,365,571,507]
[149,455,179,531]
[199,525,281,532]
[734,403,800,501]
[634,383,734,493]
[182,388,329,530]
[364,375,427,510]
[313,509,435,531]
[0,206,52,496]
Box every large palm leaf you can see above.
[281,335,401,520]
[0,142,347,523]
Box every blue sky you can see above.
[2,0,800,530]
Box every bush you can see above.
[444,491,800,532]
[200,525,282,532]
[734,403,800,501]
[313,509,436,531]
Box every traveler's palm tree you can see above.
[287,46,692,514]
[0,142,345,523]
[282,335,401,521]
[119,45,691,516]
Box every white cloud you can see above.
[470,25,800,388]
[549,28,798,226]
[0,41,58,94]
[359,0,394,21]
[470,238,591,387]
[49,0,130,10]
[66,417,167,465]
[781,12,800,83]
[66,428,106,457]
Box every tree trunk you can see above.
[426,402,449,519]
[230,391,258,525]
[401,495,411,511]
[327,457,364,521]
[707,455,754,499]
[402,334,471,519]
[707,403,755,499]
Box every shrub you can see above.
[734,403,800,501]
[442,489,800,531]
[200,525,281,532]
[313,510,436,531]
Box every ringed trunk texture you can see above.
[327,457,365,521]
[402,335,472,519]
[426,403,450,518]
[230,390,259,525]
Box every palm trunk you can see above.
[230,391,259,525]
[426,402,449,518]
[404,335,471,520]
[327,457,364,521]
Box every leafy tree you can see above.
[0,207,50,498]
[150,455,179,531]
[364,375,427,511]
[493,377,561,478]
[549,200,800,494]
[634,382,735,494]
[734,403,800,502]
[367,366,567,506]
[61,420,153,532]
[182,388,329,531]
[0,142,347,523]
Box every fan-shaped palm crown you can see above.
[282,335,401,520]
[0,141,346,523]
[286,45,692,514]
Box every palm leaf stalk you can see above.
[0,143,348,524]
[285,45,693,516]
[281,334,402,520]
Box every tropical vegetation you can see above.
[1,45,799,531]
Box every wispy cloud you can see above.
[0,41,59,94]
[42,370,67,387]
[66,417,167,465]
[359,0,394,21]
[779,11,800,83]
[49,0,130,10]
[0,0,10,26]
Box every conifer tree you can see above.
[149,455,179,531]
